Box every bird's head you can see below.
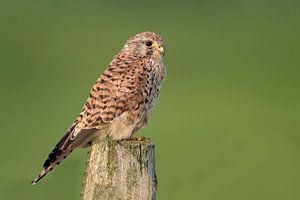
[123,32,165,62]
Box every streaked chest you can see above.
[143,60,166,110]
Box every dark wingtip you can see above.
[31,170,47,185]
[31,180,37,186]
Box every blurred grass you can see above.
[1,0,300,199]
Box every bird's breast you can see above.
[142,61,166,114]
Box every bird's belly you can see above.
[108,112,136,140]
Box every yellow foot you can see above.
[125,137,148,141]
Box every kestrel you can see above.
[32,32,166,185]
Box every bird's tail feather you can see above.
[31,168,49,185]
[31,125,99,185]
[31,125,75,185]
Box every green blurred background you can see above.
[1,0,300,199]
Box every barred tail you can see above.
[31,126,75,185]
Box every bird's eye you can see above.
[145,41,153,47]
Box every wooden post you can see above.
[81,138,157,200]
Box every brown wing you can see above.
[73,53,147,132]
[32,54,146,185]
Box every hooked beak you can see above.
[152,42,165,60]
[157,46,165,55]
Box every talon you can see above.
[125,137,147,141]
[137,137,147,141]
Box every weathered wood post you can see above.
[81,138,157,200]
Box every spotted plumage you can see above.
[32,32,166,185]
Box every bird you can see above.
[31,32,167,185]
